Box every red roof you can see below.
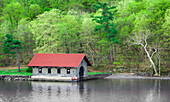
[28,53,91,67]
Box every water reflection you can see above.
[30,81,91,102]
[0,80,32,102]
[0,79,170,102]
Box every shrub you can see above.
[26,67,32,73]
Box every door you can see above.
[79,66,84,81]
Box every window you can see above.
[57,68,61,74]
[48,68,51,74]
[39,68,42,73]
[67,69,70,74]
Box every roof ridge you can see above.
[36,53,85,55]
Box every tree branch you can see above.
[151,48,157,58]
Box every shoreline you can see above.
[1,73,170,81]
[105,73,170,80]
[0,74,111,82]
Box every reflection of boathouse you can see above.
[28,53,91,81]
[31,81,90,101]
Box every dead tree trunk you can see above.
[142,43,158,75]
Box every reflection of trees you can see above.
[145,80,161,102]
[0,80,32,101]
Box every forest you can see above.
[0,0,169,76]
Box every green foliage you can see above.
[17,18,35,53]
[162,9,170,49]
[81,0,97,12]
[29,4,41,20]
[26,67,32,73]
[91,2,118,65]
[3,34,23,54]
[3,34,23,70]
[161,68,170,76]
[92,2,118,43]
[30,9,63,53]
[3,34,14,54]
[0,55,3,66]
[3,2,24,27]
[30,9,94,53]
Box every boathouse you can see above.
[28,53,91,81]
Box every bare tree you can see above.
[130,29,158,76]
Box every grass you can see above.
[87,72,111,75]
[0,68,32,76]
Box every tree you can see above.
[29,4,41,20]
[162,9,170,51]
[0,34,4,66]
[17,18,35,54]
[130,30,158,75]
[3,34,23,72]
[30,9,62,53]
[92,2,118,65]
[3,2,24,28]
[30,9,89,54]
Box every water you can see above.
[0,79,170,102]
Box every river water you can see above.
[0,79,170,102]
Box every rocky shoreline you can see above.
[105,73,170,80]
[0,75,31,81]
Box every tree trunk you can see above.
[16,49,20,72]
[108,0,111,7]
[92,54,95,66]
[7,54,11,66]
[143,46,158,75]
[113,44,116,62]
[159,55,161,76]
[110,44,113,65]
